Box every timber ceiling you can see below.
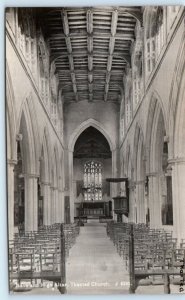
[74,126,111,159]
[38,7,142,104]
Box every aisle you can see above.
[66,221,129,294]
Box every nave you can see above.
[66,221,129,294]
[6,6,185,295]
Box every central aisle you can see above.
[66,221,129,294]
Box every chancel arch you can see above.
[72,125,112,220]
[68,119,116,222]
[69,118,115,152]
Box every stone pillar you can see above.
[128,182,136,223]
[50,186,56,224]
[24,173,38,232]
[58,189,64,223]
[136,181,146,223]
[148,173,161,228]
[171,159,185,242]
[54,187,59,223]
[112,148,119,221]
[41,181,51,226]
[68,150,74,222]
[7,159,17,241]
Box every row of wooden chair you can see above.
[107,221,185,293]
[9,223,80,290]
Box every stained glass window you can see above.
[84,161,102,201]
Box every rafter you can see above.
[104,9,118,102]
[42,6,140,103]
[61,9,78,101]
[86,9,94,102]
[48,32,134,40]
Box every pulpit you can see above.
[106,177,129,222]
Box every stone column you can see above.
[41,181,51,226]
[68,150,74,222]
[54,187,59,223]
[24,173,38,232]
[50,186,55,224]
[171,158,185,242]
[148,173,162,229]
[7,159,17,241]
[128,182,136,223]
[136,181,146,223]
[111,148,119,221]
[58,189,64,223]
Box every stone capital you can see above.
[41,181,51,186]
[8,159,17,166]
[134,180,145,185]
[146,172,158,177]
[24,173,39,179]
[168,157,185,165]
[51,186,58,191]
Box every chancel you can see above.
[6,6,185,295]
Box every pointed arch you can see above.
[133,123,145,180]
[54,145,60,188]
[6,61,17,161]
[68,118,115,152]
[168,35,185,158]
[145,92,167,173]
[40,126,52,183]
[17,94,40,174]
[125,144,132,179]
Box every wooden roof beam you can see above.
[111,9,118,36]
[62,10,70,36]
[49,32,134,40]
[87,35,93,53]
[87,9,94,102]
[86,9,93,34]
[61,9,78,101]
[104,9,118,102]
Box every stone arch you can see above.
[40,126,52,183]
[68,118,115,152]
[145,94,173,228]
[145,92,167,174]
[133,123,146,223]
[18,94,40,175]
[133,123,145,180]
[168,36,185,158]
[174,76,185,158]
[125,144,132,179]
[54,145,60,188]
[68,119,115,223]
[6,61,17,161]
[50,145,60,224]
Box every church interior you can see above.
[6,6,185,294]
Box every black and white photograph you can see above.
[5,5,185,295]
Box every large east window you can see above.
[83,161,102,201]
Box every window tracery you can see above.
[83,161,102,201]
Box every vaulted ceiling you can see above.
[37,7,142,104]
